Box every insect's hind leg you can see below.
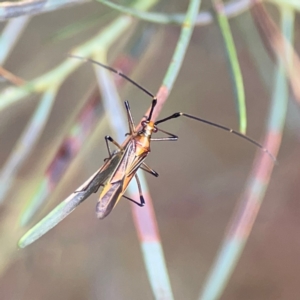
[122,174,145,207]
[140,162,159,177]
[122,194,145,207]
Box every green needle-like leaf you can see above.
[214,0,247,134]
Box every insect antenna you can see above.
[68,55,275,161]
[68,54,155,99]
[155,112,276,162]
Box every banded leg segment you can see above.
[105,135,122,157]
[103,135,123,164]
[123,174,145,207]
[124,101,136,136]
[141,162,159,177]
[151,127,178,142]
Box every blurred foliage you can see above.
[0,1,300,300]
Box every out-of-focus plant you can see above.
[0,1,299,300]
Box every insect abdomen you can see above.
[96,182,123,219]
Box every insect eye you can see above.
[153,127,158,133]
[141,120,148,127]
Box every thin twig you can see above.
[94,52,174,300]
[96,0,255,25]
[0,16,30,64]
[0,87,59,206]
[252,1,300,105]
[0,0,88,21]
[198,6,293,300]
[150,0,203,122]
[213,0,247,134]
[0,66,26,86]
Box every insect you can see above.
[18,56,275,248]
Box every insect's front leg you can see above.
[104,135,122,161]
[124,101,136,136]
[151,127,178,141]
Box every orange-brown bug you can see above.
[18,56,275,248]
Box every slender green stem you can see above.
[213,0,247,133]
[163,2,201,90]
[0,16,30,63]
[96,0,254,25]
[0,86,59,205]
[198,6,293,300]
[252,2,300,105]
[94,51,174,300]
[150,0,202,122]
[0,0,88,20]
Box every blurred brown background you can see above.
[1,1,300,299]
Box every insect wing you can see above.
[95,145,134,219]
[110,140,145,184]
[109,141,135,183]
[96,181,123,219]
[96,141,147,218]
[18,154,122,248]
[75,152,121,193]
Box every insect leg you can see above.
[77,137,122,194]
[122,195,145,207]
[122,174,145,207]
[105,135,121,154]
[140,162,159,177]
[104,135,122,161]
[151,127,178,141]
[124,101,136,136]
[105,136,113,157]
